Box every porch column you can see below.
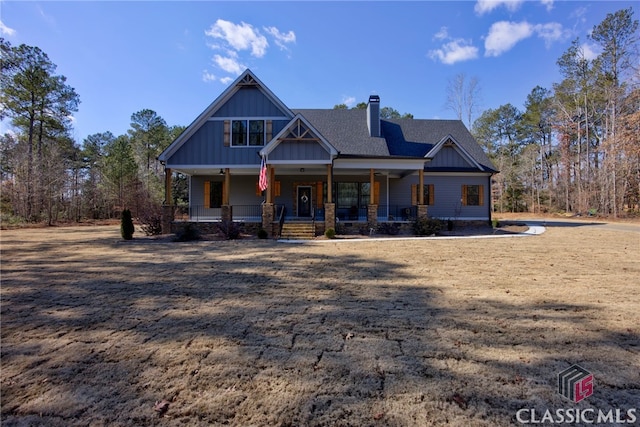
[221,168,232,222]
[161,168,174,234]
[326,164,332,203]
[417,168,428,218]
[418,169,424,205]
[266,165,274,204]
[164,168,172,205]
[324,164,335,231]
[368,168,378,231]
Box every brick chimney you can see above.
[367,95,380,137]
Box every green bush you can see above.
[324,228,336,239]
[412,217,443,236]
[121,209,134,240]
[257,228,268,239]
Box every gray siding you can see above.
[191,175,266,206]
[270,140,331,161]
[426,145,472,169]
[390,174,491,219]
[168,119,290,166]
[213,86,288,117]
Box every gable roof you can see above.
[159,69,293,162]
[260,114,338,160]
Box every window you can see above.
[336,182,371,209]
[231,120,265,146]
[204,181,223,208]
[423,184,434,205]
[462,185,484,206]
[411,184,435,205]
[249,120,264,146]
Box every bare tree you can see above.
[446,73,482,128]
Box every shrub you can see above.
[137,203,163,236]
[378,222,400,235]
[174,223,200,242]
[412,217,443,236]
[121,209,134,240]
[325,228,336,239]
[218,220,241,240]
[257,228,268,239]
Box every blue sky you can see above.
[1,1,636,143]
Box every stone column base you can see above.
[262,203,274,237]
[324,203,335,232]
[367,204,378,231]
[162,205,174,235]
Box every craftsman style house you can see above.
[158,69,496,237]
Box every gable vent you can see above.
[238,74,258,86]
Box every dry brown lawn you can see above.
[1,222,639,426]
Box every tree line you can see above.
[472,8,639,216]
[0,7,638,226]
[1,38,187,226]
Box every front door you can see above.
[297,186,312,217]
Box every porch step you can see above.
[280,222,316,240]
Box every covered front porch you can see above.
[161,162,430,238]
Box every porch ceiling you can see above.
[169,165,419,178]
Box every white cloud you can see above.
[580,42,600,61]
[429,39,479,65]
[0,19,16,36]
[541,0,554,12]
[342,96,356,107]
[485,21,533,57]
[203,19,298,84]
[474,0,523,15]
[264,26,296,51]
[434,27,449,41]
[202,71,217,83]
[205,19,268,58]
[213,54,245,75]
[220,76,234,85]
[484,20,568,57]
[534,22,568,47]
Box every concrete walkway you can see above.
[279,223,546,243]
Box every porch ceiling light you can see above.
[219,169,224,175]
[300,168,305,172]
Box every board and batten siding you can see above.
[167,119,289,165]
[212,86,288,118]
[426,145,473,169]
[389,174,491,219]
[269,140,332,162]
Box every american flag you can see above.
[258,156,268,192]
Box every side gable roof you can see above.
[159,69,293,162]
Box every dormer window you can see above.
[231,119,265,146]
